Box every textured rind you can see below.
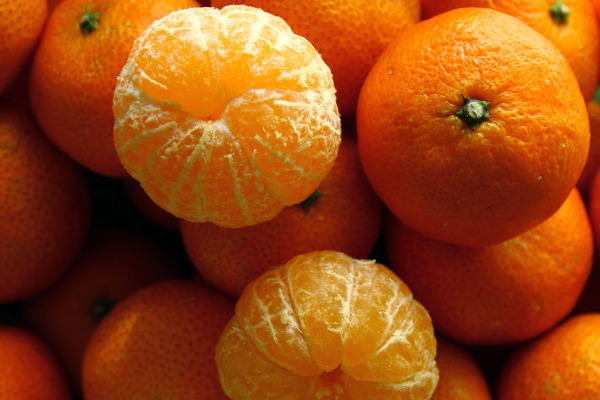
[113,5,341,227]
[357,7,590,247]
[215,251,439,400]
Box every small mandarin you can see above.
[112,5,341,228]
[216,250,439,400]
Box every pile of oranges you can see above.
[2,0,600,399]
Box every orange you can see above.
[0,102,91,302]
[215,250,439,400]
[0,325,71,400]
[0,0,47,95]
[421,0,600,104]
[496,313,600,399]
[120,178,179,231]
[22,229,181,391]
[113,5,341,228]
[357,7,589,247]
[577,86,600,199]
[179,136,383,297]
[210,0,417,116]
[82,279,235,400]
[29,0,200,177]
[386,188,593,345]
[431,336,492,400]
[587,166,600,246]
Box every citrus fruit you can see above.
[357,7,590,247]
[577,86,600,199]
[0,325,71,400]
[82,280,235,400]
[0,0,47,95]
[179,136,382,297]
[112,5,342,228]
[421,0,600,104]
[210,0,417,115]
[386,188,593,345]
[215,250,439,400]
[121,178,179,231]
[22,229,181,390]
[496,313,600,399]
[432,336,492,400]
[29,0,200,177]
[0,102,91,302]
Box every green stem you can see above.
[300,190,322,211]
[80,6,101,36]
[549,0,570,24]
[456,94,491,130]
[91,298,114,321]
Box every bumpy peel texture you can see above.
[113,5,341,227]
[216,251,439,400]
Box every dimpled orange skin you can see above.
[82,280,235,400]
[29,0,200,177]
[0,103,91,302]
[215,250,439,400]
[0,0,47,95]
[421,0,600,104]
[386,189,593,345]
[431,337,492,400]
[113,6,341,228]
[22,229,181,390]
[0,326,71,400]
[577,97,600,199]
[210,0,417,116]
[179,136,383,298]
[496,313,600,400]
[357,7,590,247]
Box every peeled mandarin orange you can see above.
[357,7,590,247]
[113,5,342,228]
[215,250,439,400]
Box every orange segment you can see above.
[113,5,341,228]
[216,250,439,400]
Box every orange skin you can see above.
[432,337,492,400]
[21,229,182,392]
[0,326,71,400]
[496,313,600,399]
[0,0,47,95]
[586,167,600,247]
[421,0,600,104]
[216,250,439,400]
[357,7,589,247]
[0,103,91,302]
[179,136,382,298]
[29,0,199,177]
[82,280,235,400]
[386,188,593,345]
[211,0,417,116]
[577,94,600,200]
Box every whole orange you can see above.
[0,326,71,400]
[22,229,181,391]
[496,313,600,399]
[0,0,47,95]
[29,0,200,177]
[211,0,417,116]
[82,280,235,400]
[179,136,382,297]
[577,87,600,199]
[432,337,492,400]
[0,103,91,302]
[357,7,589,247]
[216,250,439,400]
[386,188,593,345]
[421,0,600,103]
